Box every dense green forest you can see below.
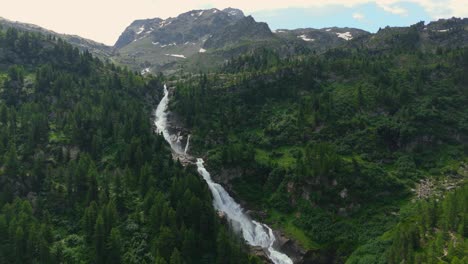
[0,26,260,263]
[348,184,467,263]
[1,19,466,264]
[171,38,468,262]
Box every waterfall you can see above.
[154,85,293,264]
[184,135,191,154]
[154,85,183,154]
[196,159,293,264]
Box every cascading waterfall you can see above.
[155,85,183,154]
[184,135,191,154]
[196,159,293,264]
[154,85,293,264]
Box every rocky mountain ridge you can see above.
[114,8,246,49]
[348,17,468,51]
[111,8,372,74]
[274,27,370,52]
[2,10,467,75]
[0,16,113,59]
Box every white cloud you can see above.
[449,0,468,17]
[377,3,408,15]
[352,12,365,20]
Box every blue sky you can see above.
[252,2,433,32]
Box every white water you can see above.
[154,85,293,264]
[184,135,191,154]
[154,85,184,154]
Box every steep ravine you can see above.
[154,85,298,264]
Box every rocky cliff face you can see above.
[114,8,245,49]
[204,15,274,49]
[112,8,254,74]
[114,18,164,49]
[111,8,373,74]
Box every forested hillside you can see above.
[170,30,468,262]
[348,184,467,263]
[0,26,259,263]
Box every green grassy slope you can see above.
[170,40,468,262]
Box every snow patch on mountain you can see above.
[298,34,315,42]
[336,32,353,40]
[199,48,206,53]
[159,43,177,48]
[141,68,151,75]
[136,26,145,35]
[165,54,186,58]
[159,20,172,28]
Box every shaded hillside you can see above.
[0,17,112,59]
[0,26,259,264]
[169,26,468,263]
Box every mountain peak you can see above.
[203,15,274,49]
[222,8,245,19]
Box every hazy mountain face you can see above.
[3,9,467,75]
[110,7,290,74]
[114,8,245,49]
[0,17,113,59]
[111,8,373,74]
[0,8,373,74]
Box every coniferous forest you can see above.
[171,35,468,262]
[0,27,261,264]
[0,13,467,264]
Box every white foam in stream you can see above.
[154,85,293,264]
[154,85,184,154]
[197,159,293,264]
[184,135,191,154]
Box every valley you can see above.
[0,6,467,264]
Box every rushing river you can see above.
[154,85,293,264]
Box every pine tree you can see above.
[87,166,99,204]
[154,255,168,264]
[181,229,196,262]
[14,226,26,264]
[169,248,183,264]
[94,214,106,263]
[83,202,98,242]
[104,200,118,236]
[4,144,19,178]
[155,226,177,260]
[356,85,365,110]
[216,230,230,264]
[107,228,122,264]
[0,104,7,124]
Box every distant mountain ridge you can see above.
[350,17,468,52]
[111,8,260,73]
[2,10,467,75]
[114,8,246,49]
[0,16,113,59]
[274,27,370,51]
[111,7,371,74]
